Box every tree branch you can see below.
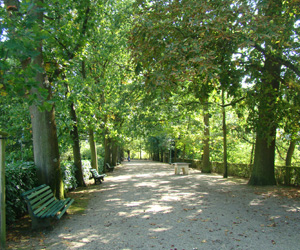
[219,96,246,108]
[254,43,300,77]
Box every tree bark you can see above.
[222,90,228,178]
[88,128,98,171]
[29,0,63,199]
[69,103,85,187]
[202,101,211,173]
[111,138,118,166]
[285,140,296,185]
[248,61,280,185]
[104,135,111,171]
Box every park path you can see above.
[30,161,300,249]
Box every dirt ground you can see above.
[5,161,300,249]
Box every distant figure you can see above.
[128,156,130,162]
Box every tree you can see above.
[130,0,300,184]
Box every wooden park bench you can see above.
[22,184,74,229]
[106,163,115,172]
[90,169,106,184]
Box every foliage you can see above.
[5,161,38,224]
[61,161,77,190]
[0,96,33,162]
[61,160,93,190]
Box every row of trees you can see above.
[129,0,300,185]
[1,0,135,198]
[1,0,299,194]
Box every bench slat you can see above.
[33,196,56,215]
[35,199,60,218]
[30,189,53,209]
[22,184,74,229]
[26,185,51,200]
[41,200,65,218]
[57,198,74,219]
[21,184,47,197]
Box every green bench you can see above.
[90,169,106,184]
[22,184,74,229]
[106,163,115,172]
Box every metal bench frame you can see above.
[90,169,106,184]
[22,184,74,229]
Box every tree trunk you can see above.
[202,102,211,173]
[248,64,280,185]
[174,141,178,162]
[104,135,111,171]
[29,1,63,199]
[285,140,296,185]
[30,105,64,199]
[69,103,85,187]
[182,144,186,161]
[222,90,228,178]
[248,0,283,186]
[88,128,98,171]
[111,139,118,166]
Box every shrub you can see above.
[61,160,94,190]
[5,161,38,224]
[61,161,77,190]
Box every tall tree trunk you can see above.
[250,143,255,166]
[285,140,296,185]
[29,1,63,199]
[111,138,118,166]
[69,103,85,187]
[202,101,211,173]
[88,128,98,171]
[182,144,186,161]
[104,135,111,171]
[248,0,282,186]
[64,70,85,187]
[222,89,228,178]
[174,141,178,162]
[30,105,63,199]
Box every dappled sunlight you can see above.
[37,161,300,250]
[282,204,300,213]
[135,181,159,188]
[145,204,173,214]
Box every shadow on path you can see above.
[10,160,300,250]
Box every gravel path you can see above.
[42,160,300,250]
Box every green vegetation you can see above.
[1,0,299,225]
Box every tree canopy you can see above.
[1,0,300,188]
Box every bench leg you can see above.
[182,167,189,175]
[31,217,52,230]
[27,203,52,229]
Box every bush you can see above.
[5,161,38,224]
[82,160,92,180]
[61,160,94,190]
[61,161,78,190]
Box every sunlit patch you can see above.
[249,199,264,206]
[149,227,171,232]
[135,174,151,178]
[125,201,145,207]
[161,195,181,201]
[135,182,159,188]
[65,242,86,248]
[282,205,300,213]
[113,175,132,181]
[145,204,173,213]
